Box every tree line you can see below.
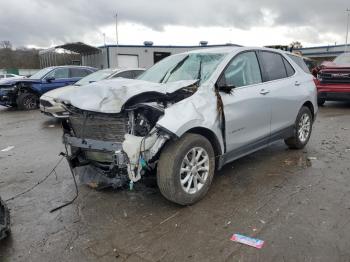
[0,41,40,69]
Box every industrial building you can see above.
[38,42,350,69]
[39,42,240,69]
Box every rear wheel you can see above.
[284,106,313,149]
[17,92,39,110]
[157,133,215,205]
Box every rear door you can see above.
[257,51,302,137]
[219,51,271,154]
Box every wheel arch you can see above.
[302,101,315,121]
[185,127,223,159]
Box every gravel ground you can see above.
[0,102,350,262]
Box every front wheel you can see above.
[157,133,215,205]
[16,92,39,110]
[284,106,313,149]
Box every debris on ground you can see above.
[0,197,10,240]
[230,234,264,249]
[1,146,15,152]
[307,156,318,161]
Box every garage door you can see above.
[117,55,139,68]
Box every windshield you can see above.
[29,68,53,79]
[74,69,116,86]
[334,53,350,65]
[138,53,225,83]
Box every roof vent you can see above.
[199,41,208,46]
[144,41,154,46]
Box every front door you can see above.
[218,51,271,154]
[41,68,71,93]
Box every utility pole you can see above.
[345,8,350,52]
[103,33,106,46]
[115,13,119,45]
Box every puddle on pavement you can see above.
[283,155,325,169]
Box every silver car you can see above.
[40,68,145,118]
[58,47,317,205]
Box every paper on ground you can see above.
[230,234,265,249]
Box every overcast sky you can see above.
[0,0,349,48]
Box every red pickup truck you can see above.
[312,53,350,105]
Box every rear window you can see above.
[287,54,311,74]
[260,51,288,81]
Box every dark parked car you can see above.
[0,66,96,110]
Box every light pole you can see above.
[345,8,350,52]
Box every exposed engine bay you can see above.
[61,81,198,189]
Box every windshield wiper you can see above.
[160,55,189,83]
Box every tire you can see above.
[284,106,313,149]
[157,133,215,205]
[16,92,39,110]
[317,98,325,106]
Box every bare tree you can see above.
[0,40,12,49]
[289,41,303,49]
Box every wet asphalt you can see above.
[0,103,350,262]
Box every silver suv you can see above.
[58,47,317,205]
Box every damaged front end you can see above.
[61,81,197,189]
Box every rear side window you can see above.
[287,54,311,74]
[70,68,91,78]
[283,58,295,77]
[0,75,4,78]
[6,74,14,78]
[259,51,287,81]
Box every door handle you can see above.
[295,81,301,86]
[260,89,270,95]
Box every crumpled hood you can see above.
[56,78,198,113]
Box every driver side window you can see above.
[221,51,262,88]
[45,68,69,79]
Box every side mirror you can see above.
[46,76,55,82]
[216,82,235,94]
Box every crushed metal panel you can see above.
[56,78,198,114]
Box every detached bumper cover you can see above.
[0,197,10,240]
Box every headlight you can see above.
[1,85,17,92]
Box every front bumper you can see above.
[0,89,16,106]
[63,133,122,153]
[63,134,129,188]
